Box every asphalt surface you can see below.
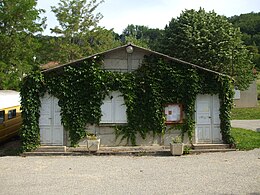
[231,120,260,131]
[0,149,259,195]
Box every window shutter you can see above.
[114,100,127,123]
[101,98,113,123]
[101,91,127,123]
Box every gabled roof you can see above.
[41,43,230,78]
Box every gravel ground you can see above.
[0,149,260,195]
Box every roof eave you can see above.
[41,43,232,79]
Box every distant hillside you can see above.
[229,12,260,70]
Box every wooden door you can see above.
[195,94,222,143]
[39,94,63,145]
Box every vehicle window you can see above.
[8,109,16,119]
[0,110,4,124]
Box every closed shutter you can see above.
[114,93,127,123]
[101,96,113,123]
[101,91,127,123]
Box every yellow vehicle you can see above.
[0,90,22,143]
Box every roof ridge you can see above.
[41,43,231,78]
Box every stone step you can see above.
[190,148,237,154]
[22,150,171,157]
[22,152,71,156]
[35,146,66,152]
[192,144,231,150]
[22,145,236,156]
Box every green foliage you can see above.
[231,105,260,120]
[219,77,235,144]
[51,0,120,62]
[229,12,260,37]
[172,136,182,143]
[160,8,255,90]
[120,24,163,50]
[20,70,45,151]
[0,0,46,89]
[231,128,260,150]
[34,35,61,65]
[229,12,260,70]
[20,54,235,150]
[183,145,191,154]
[45,57,107,145]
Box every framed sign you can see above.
[164,104,183,124]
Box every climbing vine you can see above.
[20,54,234,151]
[20,70,45,151]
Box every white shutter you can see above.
[100,91,127,123]
[101,97,113,123]
[115,101,127,123]
[114,92,127,123]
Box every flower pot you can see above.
[87,139,100,152]
[170,143,184,156]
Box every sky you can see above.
[37,0,260,35]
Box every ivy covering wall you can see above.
[20,54,234,151]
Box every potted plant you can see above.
[170,135,184,156]
[86,134,100,152]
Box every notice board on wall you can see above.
[164,104,182,124]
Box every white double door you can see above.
[39,94,64,145]
[195,94,222,144]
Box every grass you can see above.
[231,101,260,119]
[231,128,260,150]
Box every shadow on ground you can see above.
[0,137,21,156]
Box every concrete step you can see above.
[35,146,66,152]
[22,152,72,156]
[21,145,236,156]
[190,148,237,154]
[192,144,231,150]
[22,150,172,157]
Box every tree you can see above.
[34,35,61,65]
[160,8,255,90]
[51,0,120,63]
[121,24,163,50]
[0,0,45,90]
[229,12,260,70]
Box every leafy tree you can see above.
[34,35,61,65]
[160,8,255,90]
[229,12,260,36]
[121,24,163,50]
[0,0,45,89]
[51,0,120,63]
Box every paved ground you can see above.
[231,120,260,131]
[0,149,259,195]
